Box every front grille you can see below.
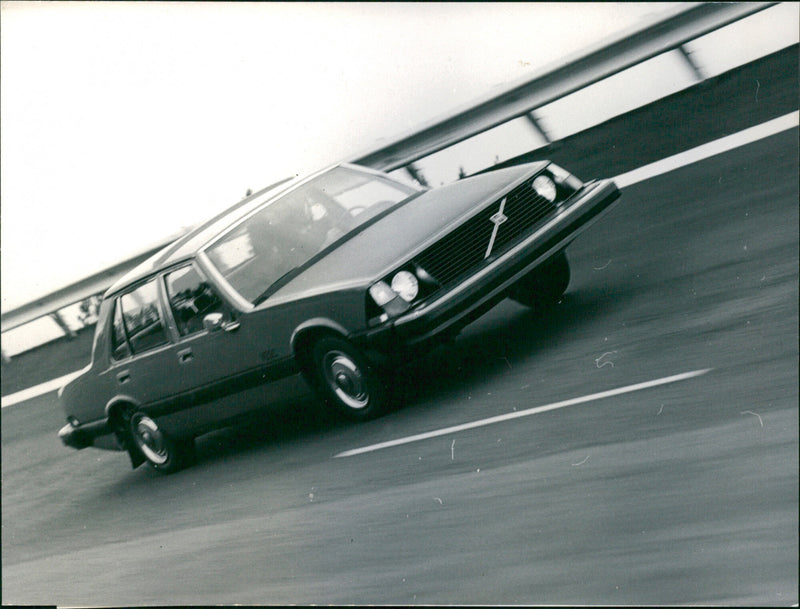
[415,177,557,287]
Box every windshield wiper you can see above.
[251,266,303,306]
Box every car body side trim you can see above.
[142,356,299,420]
[62,356,299,448]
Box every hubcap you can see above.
[130,413,169,465]
[323,351,369,410]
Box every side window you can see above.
[110,299,131,360]
[119,279,169,354]
[165,265,231,337]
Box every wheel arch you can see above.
[104,395,146,468]
[105,394,144,421]
[290,318,351,377]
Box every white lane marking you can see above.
[335,368,712,458]
[1,370,83,408]
[5,111,797,410]
[613,111,799,188]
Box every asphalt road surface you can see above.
[2,129,797,606]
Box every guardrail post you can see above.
[677,44,707,82]
[50,311,77,340]
[525,111,552,144]
[404,162,429,188]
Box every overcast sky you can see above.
[1,1,679,313]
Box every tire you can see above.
[508,251,570,311]
[310,336,390,421]
[128,411,195,474]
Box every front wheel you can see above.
[310,336,390,421]
[508,251,570,312]
[128,411,195,474]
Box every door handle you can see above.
[116,371,131,384]
[177,348,194,364]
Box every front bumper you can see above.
[356,178,620,355]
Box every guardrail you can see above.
[0,236,180,335]
[1,176,295,337]
[350,2,777,174]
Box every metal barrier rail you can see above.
[350,2,777,173]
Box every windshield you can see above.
[204,166,420,303]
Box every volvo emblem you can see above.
[485,197,508,259]
[489,211,508,226]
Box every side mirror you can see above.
[203,313,225,332]
[203,312,241,333]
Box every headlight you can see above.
[532,175,557,202]
[391,271,419,302]
[368,267,429,324]
[548,163,583,191]
[368,278,411,320]
[369,281,396,307]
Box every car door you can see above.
[103,276,184,411]
[158,262,302,424]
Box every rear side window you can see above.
[118,279,169,354]
[165,265,231,337]
[110,300,131,360]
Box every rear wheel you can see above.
[128,411,194,474]
[508,251,570,312]
[310,336,390,421]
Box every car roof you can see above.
[105,174,301,296]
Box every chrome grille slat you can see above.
[415,177,557,288]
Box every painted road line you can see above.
[1,369,83,409]
[5,111,798,410]
[334,369,713,458]
[613,110,799,188]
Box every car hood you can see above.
[269,162,546,302]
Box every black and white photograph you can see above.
[1,1,798,605]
